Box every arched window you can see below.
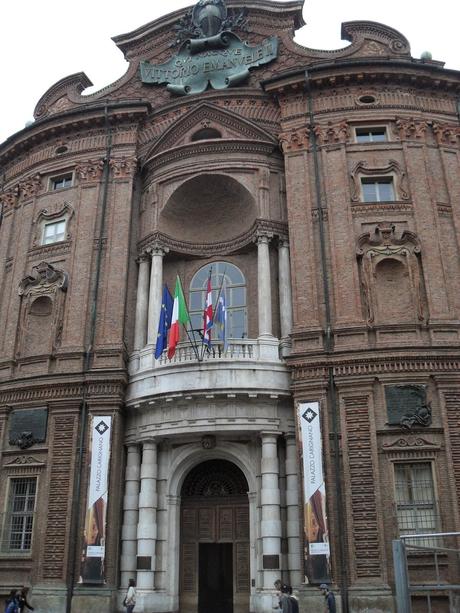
[189,262,247,342]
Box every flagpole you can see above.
[183,323,201,362]
[213,266,227,314]
[200,266,212,362]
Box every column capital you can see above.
[255,232,273,245]
[260,431,280,440]
[146,242,169,257]
[277,238,290,250]
[136,252,151,264]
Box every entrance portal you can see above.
[180,459,250,613]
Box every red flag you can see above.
[203,270,213,348]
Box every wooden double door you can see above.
[180,499,250,613]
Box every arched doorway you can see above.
[180,459,250,613]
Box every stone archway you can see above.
[179,459,250,613]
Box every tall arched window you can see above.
[189,262,247,342]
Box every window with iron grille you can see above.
[394,462,440,548]
[2,478,36,552]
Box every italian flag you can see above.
[168,276,190,359]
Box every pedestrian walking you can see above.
[18,588,34,613]
[5,591,20,613]
[320,583,336,613]
[123,578,136,613]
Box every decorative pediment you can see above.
[382,437,439,451]
[19,262,68,297]
[146,102,278,160]
[356,223,420,257]
[4,455,46,469]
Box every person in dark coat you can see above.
[320,583,336,613]
[5,591,20,613]
[18,588,34,613]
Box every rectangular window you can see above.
[394,463,440,548]
[2,478,36,552]
[42,220,66,245]
[50,173,73,191]
[361,177,395,202]
[355,127,387,143]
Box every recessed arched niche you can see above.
[159,174,257,243]
[374,257,413,322]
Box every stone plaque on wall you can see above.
[9,407,48,448]
[385,385,427,426]
[263,554,279,570]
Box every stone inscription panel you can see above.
[9,407,48,445]
[385,385,426,425]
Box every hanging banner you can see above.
[297,401,332,584]
[79,415,112,584]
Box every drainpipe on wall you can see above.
[305,70,349,613]
[65,103,113,613]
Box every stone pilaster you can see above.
[285,434,302,587]
[120,445,141,587]
[134,255,150,350]
[136,441,158,589]
[260,432,281,589]
[257,234,273,338]
[278,240,293,356]
[147,246,167,346]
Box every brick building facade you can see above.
[0,1,459,612]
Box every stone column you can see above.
[120,445,141,587]
[260,432,282,589]
[257,234,273,338]
[147,246,167,346]
[134,254,150,350]
[136,441,158,589]
[285,434,302,587]
[278,240,293,355]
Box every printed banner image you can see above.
[79,416,112,584]
[297,401,332,584]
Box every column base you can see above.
[28,584,68,613]
[347,584,395,613]
[71,586,116,613]
[257,336,280,360]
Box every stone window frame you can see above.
[32,202,74,248]
[350,160,410,203]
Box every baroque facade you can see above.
[1,1,460,612]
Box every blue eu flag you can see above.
[155,284,173,359]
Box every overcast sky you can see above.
[1,0,457,144]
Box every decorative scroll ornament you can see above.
[400,404,432,430]
[75,159,104,182]
[140,0,277,95]
[19,262,68,297]
[9,431,39,450]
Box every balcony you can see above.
[127,337,291,403]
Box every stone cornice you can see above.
[0,102,150,166]
[144,139,279,171]
[138,218,288,257]
[263,59,460,95]
[0,375,127,406]
[289,354,460,382]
